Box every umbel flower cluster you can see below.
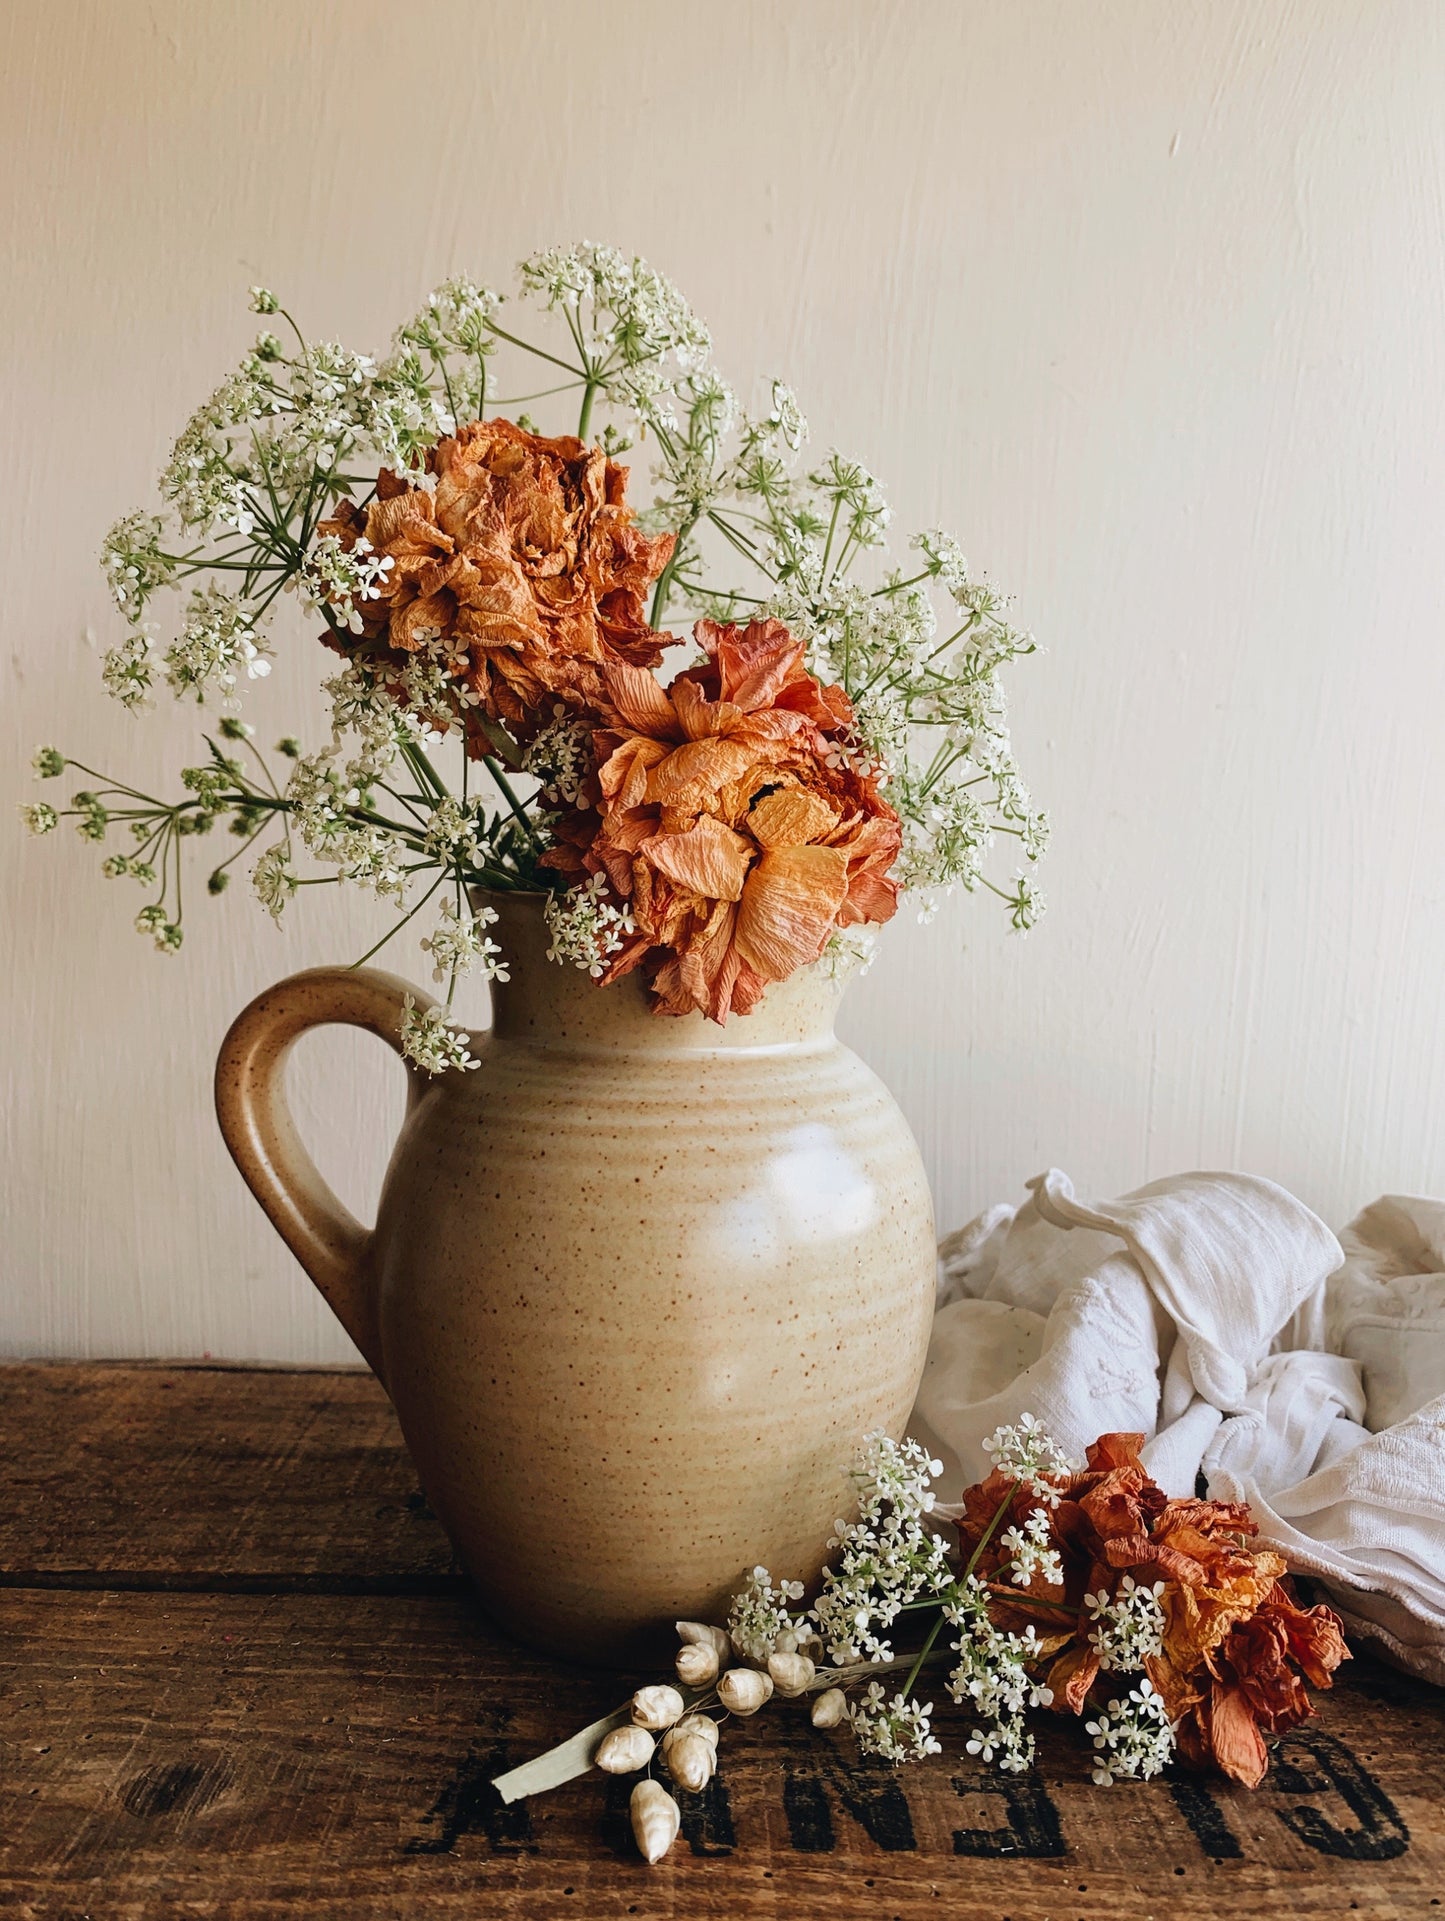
[24,246,1048,1067]
[505,1419,1349,1865]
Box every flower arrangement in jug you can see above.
[23,245,1048,1070]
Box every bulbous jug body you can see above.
[217,893,935,1662]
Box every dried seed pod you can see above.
[630,1683,686,1731]
[795,1629,825,1664]
[767,1651,816,1698]
[675,1620,732,1662]
[664,1713,720,1757]
[717,1667,774,1716]
[664,1730,716,1792]
[674,1641,720,1688]
[774,1628,799,1655]
[811,1687,848,1729]
[594,1723,655,1773]
[630,1778,681,1864]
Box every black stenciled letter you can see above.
[405,1736,537,1856]
[1167,1776,1243,1860]
[783,1751,917,1852]
[951,1769,1065,1858]
[678,1773,737,1856]
[1271,1727,1410,1861]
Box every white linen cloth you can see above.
[910,1169,1445,1684]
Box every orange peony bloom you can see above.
[1156,1580,1349,1787]
[955,1433,1350,1787]
[544,618,902,1021]
[317,418,674,741]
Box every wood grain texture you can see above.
[1,1590,1440,1918]
[0,1362,457,1588]
[1,1363,1443,1916]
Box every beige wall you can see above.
[4,0,1444,1359]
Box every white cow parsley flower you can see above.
[298,534,396,635]
[163,585,271,703]
[947,1583,1053,1775]
[399,995,480,1076]
[101,626,158,710]
[421,797,484,867]
[998,1508,1064,1589]
[810,1435,952,1664]
[1085,1678,1176,1785]
[21,802,59,836]
[520,706,593,804]
[252,843,298,920]
[849,1684,942,1764]
[101,512,174,616]
[1085,1575,1167,1672]
[543,874,636,977]
[728,1567,808,1663]
[981,1413,1078,1506]
[418,900,508,984]
[133,903,182,952]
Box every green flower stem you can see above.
[820,494,843,579]
[482,756,544,853]
[473,713,526,770]
[577,379,599,442]
[348,868,448,970]
[206,814,272,879]
[899,1489,1016,1702]
[872,568,935,600]
[706,510,773,577]
[483,319,586,380]
[649,507,701,627]
[400,739,450,805]
[489,379,587,407]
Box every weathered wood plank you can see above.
[0,1589,1441,1918]
[0,1363,456,1588]
[3,1362,1444,1914]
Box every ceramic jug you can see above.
[215,892,935,1662]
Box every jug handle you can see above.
[214,966,431,1381]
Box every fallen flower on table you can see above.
[492,1417,1349,1863]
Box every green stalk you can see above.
[348,868,448,968]
[483,320,586,379]
[577,379,598,441]
[649,507,701,627]
[483,756,543,854]
[899,1489,1016,1702]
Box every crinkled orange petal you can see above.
[747,785,839,849]
[642,817,755,902]
[671,676,751,741]
[1084,1434,1148,1473]
[1206,1682,1270,1788]
[600,660,682,737]
[1046,1642,1099,1715]
[841,867,900,924]
[599,737,669,810]
[733,844,851,980]
[675,899,741,1022]
[646,737,766,811]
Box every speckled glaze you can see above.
[215,893,935,1662]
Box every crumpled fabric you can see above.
[909,1169,1445,1684]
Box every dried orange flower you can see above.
[317,418,674,740]
[544,618,902,1020]
[956,1432,1350,1787]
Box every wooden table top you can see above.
[1,1361,1441,1919]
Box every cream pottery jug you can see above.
[216,893,935,1662]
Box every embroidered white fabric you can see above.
[910,1169,1445,1684]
